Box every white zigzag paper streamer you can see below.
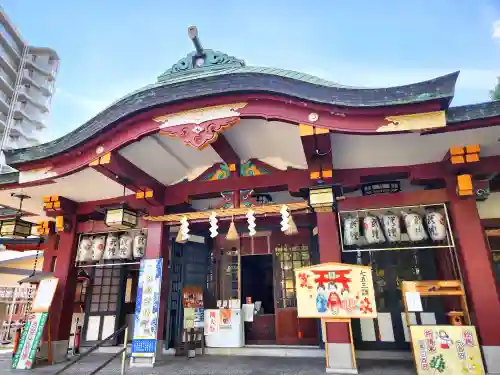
[180,216,190,241]
[280,205,290,232]
[246,209,256,236]
[209,212,218,238]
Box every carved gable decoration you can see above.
[377,110,446,133]
[154,103,247,149]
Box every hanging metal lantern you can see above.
[104,206,138,230]
[308,184,341,212]
[0,217,34,238]
[0,194,34,238]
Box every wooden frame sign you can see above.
[295,262,377,319]
[31,278,59,313]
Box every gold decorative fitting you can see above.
[36,220,54,235]
[136,190,154,199]
[456,174,473,196]
[377,111,446,133]
[448,144,480,165]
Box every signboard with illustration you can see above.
[295,262,377,319]
[12,313,48,370]
[131,258,163,360]
[410,325,485,375]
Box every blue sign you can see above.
[131,258,163,358]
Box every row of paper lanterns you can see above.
[76,231,147,263]
[342,210,446,246]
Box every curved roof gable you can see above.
[5,27,462,166]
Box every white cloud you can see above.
[493,20,500,39]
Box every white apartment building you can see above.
[0,8,59,150]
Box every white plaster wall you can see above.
[477,192,500,219]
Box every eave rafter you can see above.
[43,195,77,218]
[210,134,240,173]
[89,151,165,206]
[299,124,333,183]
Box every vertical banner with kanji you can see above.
[131,258,163,360]
[205,310,219,335]
[410,325,485,375]
[294,262,377,319]
[11,313,48,370]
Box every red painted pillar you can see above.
[143,207,169,354]
[45,215,78,362]
[447,193,500,373]
[316,211,356,373]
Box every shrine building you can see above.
[0,26,499,374]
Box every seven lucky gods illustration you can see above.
[294,262,377,319]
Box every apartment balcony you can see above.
[22,68,54,96]
[0,45,19,79]
[0,113,6,130]
[0,27,22,60]
[0,91,9,113]
[0,67,14,94]
[18,84,50,111]
[10,118,40,141]
[25,54,58,79]
[13,101,48,129]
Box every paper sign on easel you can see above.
[405,291,423,312]
[12,278,59,369]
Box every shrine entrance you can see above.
[344,249,444,350]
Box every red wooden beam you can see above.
[210,135,240,168]
[77,194,150,215]
[89,151,165,205]
[43,195,77,217]
[164,169,312,205]
[299,125,333,183]
[332,163,445,187]
[338,189,449,211]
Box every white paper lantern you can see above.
[103,233,119,260]
[133,232,147,259]
[91,235,106,262]
[77,236,93,263]
[401,211,428,242]
[119,233,133,260]
[425,211,446,241]
[343,216,360,246]
[363,215,385,244]
[380,214,401,243]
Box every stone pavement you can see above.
[3,353,417,375]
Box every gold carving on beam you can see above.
[144,201,309,223]
[153,103,248,127]
[376,110,446,133]
[299,124,329,137]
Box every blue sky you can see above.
[3,0,500,142]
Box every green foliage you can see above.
[429,354,446,373]
[490,78,500,101]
